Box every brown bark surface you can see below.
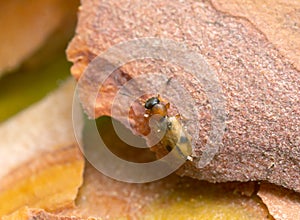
[258,183,300,220]
[67,0,300,194]
[211,0,300,71]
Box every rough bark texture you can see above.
[67,0,300,194]
[258,183,300,220]
[211,0,300,71]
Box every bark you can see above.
[67,0,300,194]
[258,183,300,220]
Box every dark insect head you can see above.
[144,96,168,117]
[144,97,160,109]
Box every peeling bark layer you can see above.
[67,0,300,193]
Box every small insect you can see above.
[144,95,193,161]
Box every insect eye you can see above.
[144,97,160,109]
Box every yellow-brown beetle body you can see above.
[144,96,193,161]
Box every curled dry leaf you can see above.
[0,146,84,216]
[0,80,84,216]
[2,207,98,220]
[67,0,300,194]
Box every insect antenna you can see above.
[156,77,173,98]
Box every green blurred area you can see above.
[0,0,78,123]
[0,53,70,122]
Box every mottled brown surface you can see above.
[211,0,300,71]
[258,183,300,220]
[67,0,300,193]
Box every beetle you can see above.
[144,95,193,161]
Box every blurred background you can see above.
[0,1,290,219]
[0,0,79,122]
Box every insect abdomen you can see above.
[162,117,193,161]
